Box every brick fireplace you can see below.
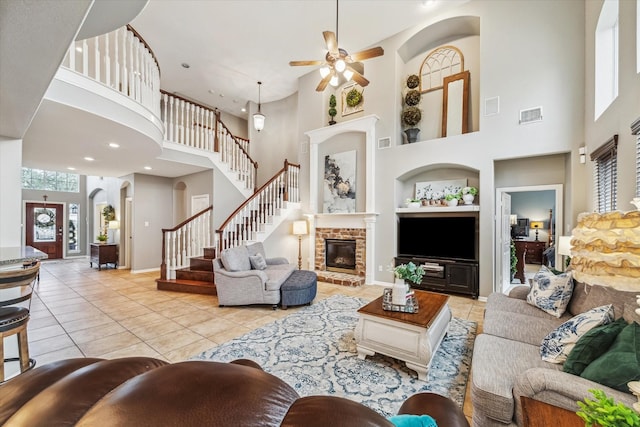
[315,227,366,286]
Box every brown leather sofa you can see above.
[0,357,469,427]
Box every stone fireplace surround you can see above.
[315,227,365,286]
[305,115,380,286]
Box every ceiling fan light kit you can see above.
[289,0,384,92]
[253,81,265,132]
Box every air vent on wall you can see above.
[519,106,543,124]
[484,96,500,116]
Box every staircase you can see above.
[156,161,301,295]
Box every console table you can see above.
[521,397,583,427]
[90,243,118,270]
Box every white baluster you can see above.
[104,33,110,87]
[94,35,100,82]
[114,28,120,90]
[67,42,75,71]
[81,39,88,76]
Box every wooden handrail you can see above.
[161,205,212,233]
[127,25,161,77]
[217,120,257,168]
[215,160,296,234]
[160,205,212,280]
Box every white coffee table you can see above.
[354,290,451,380]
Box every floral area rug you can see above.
[193,294,477,416]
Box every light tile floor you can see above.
[9,258,485,422]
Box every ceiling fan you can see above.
[289,0,384,92]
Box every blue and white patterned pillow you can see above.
[540,304,614,363]
[526,266,574,318]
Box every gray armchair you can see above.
[213,243,295,308]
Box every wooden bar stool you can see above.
[0,261,40,382]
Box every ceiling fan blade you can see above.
[349,61,364,75]
[316,72,332,92]
[289,60,323,66]
[349,68,369,87]
[323,31,338,56]
[349,46,384,62]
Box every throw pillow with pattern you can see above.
[540,304,614,363]
[526,265,574,318]
[249,253,267,270]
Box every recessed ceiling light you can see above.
[421,0,436,7]
[109,143,120,148]
[84,157,94,161]
[181,63,190,68]
[67,167,76,171]
[75,46,82,52]
[241,107,246,112]
[208,89,215,94]
[144,166,152,170]
[219,93,225,98]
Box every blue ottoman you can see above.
[280,270,317,309]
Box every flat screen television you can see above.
[397,213,478,261]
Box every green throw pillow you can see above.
[580,321,640,392]
[563,318,628,375]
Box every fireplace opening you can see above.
[325,239,356,273]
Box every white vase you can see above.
[406,202,420,209]
[447,198,459,207]
[462,194,475,205]
[392,278,407,306]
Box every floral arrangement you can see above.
[462,186,478,196]
[405,89,421,106]
[406,74,420,89]
[445,192,462,201]
[394,262,425,285]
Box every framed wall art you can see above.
[323,150,356,213]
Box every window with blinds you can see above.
[591,135,618,213]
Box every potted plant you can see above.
[461,186,478,205]
[445,192,461,207]
[96,233,108,243]
[328,94,337,125]
[402,74,422,143]
[576,389,640,427]
[405,198,421,208]
[393,262,425,285]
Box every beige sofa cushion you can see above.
[220,245,251,272]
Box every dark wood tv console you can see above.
[395,256,479,299]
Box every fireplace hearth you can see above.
[325,239,356,273]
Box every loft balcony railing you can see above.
[161,91,257,192]
[61,25,161,117]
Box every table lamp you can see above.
[530,221,544,241]
[292,220,308,270]
[557,235,572,270]
[108,220,120,243]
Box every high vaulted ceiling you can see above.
[131,0,468,117]
[6,0,469,179]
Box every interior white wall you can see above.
[294,0,585,297]
[584,0,640,213]
[171,169,213,221]
[0,137,22,247]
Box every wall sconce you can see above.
[292,220,308,270]
[530,221,544,241]
[253,81,265,132]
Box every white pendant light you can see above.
[329,74,339,87]
[343,68,354,81]
[253,81,265,132]
[335,58,346,73]
[319,66,330,78]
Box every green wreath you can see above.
[35,208,55,228]
[346,88,363,107]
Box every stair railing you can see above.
[61,25,161,117]
[160,205,213,280]
[160,91,257,192]
[216,160,300,252]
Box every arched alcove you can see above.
[396,163,480,207]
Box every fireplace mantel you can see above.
[305,115,379,285]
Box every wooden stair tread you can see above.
[156,278,217,295]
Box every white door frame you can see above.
[124,197,133,269]
[494,184,563,293]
